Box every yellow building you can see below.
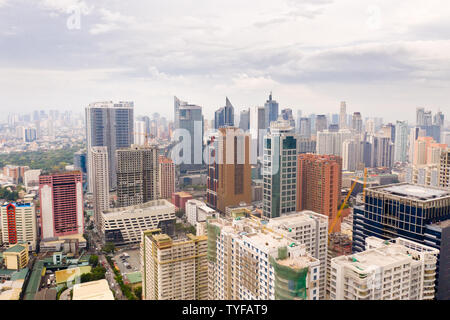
[55,266,91,285]
[72,279,114,300]
[3,244,29,270]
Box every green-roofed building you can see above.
[125,272,142,289]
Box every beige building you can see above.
[439,148,450,188]
[207,217,320,300]
[101,199,176,246]
[72,279,114,300]
[141,229,208,300]
[0,203,37,251]
[90,146,110,228]
[330,237,439,300]
[159,156,175,200]
[3,244,29,270]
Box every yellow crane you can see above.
[132,131,154,146]
[328,168,368,236]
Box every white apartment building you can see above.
[439,148,449,188]
[330,237,439,300]
[207,217,320,300]
[0,203,37,251]
[267,211,328,300]
[316,129,353,157]
[185,199,217,227]
[91,146,109,228]
[141,229,208,300]
[101,199,175,245]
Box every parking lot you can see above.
[113,249,140,274]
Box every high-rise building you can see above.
[408,126,426,163]
[73,151,87,174]
[206,127,251,213]
[214,97,235,129]
[250,106,266,159]
[352,112,363,133]
[315,115,328,133]
[39,171,84,239]
[23,128,37,142]
[117,145,159,208]
[141,229,208,300]
[316,129,353,157]
[91,147,110,228]
[85,101,134,192]
[263,119,299,218]
[297,154,342,230]
[439,148,450,188]
[185,199,217,227]
[433,111,445,127]
[264,92,279,128]
[339,101,347,129]
[394,121,409,163]
[207,217,321,300]
[342,139,359,171]
[0,203,37,251]
[296,110,303,133]
[267,211,329,300]
[281,108,295,128]
[331,237,439,300]
[299,117,311,138]
[369,135,394,168]
[134,120,148,146]
[159,156,175,200]
[239,108,250,131]
[352,183,450,299]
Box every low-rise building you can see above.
[3,244,29,270]
[185,199,217,227]
[72,279,114,300]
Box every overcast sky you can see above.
[0,0,449,122]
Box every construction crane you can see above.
[328,168,368,236]
[132,132,154,146]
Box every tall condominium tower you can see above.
[352,112,363,133]
[263,119,299,218]
[297,154,342,230]
[439,148,450,188]
[159,156,175,200]
[264,92,279,128]
[315,114,328,133]
[239,108,250,131]
[249,106,266,159]
[134,119,148,146]
[316,129,353,156]
[353,183,450,300]
[91,147,110,228]
[39,171,84,239]
[207,217,321,300]
[214,97,235,129]
[299,117,311,138]
[394,120,409,163]
[331,237,439,300]
[339,101,347,129]
[0,202,37,251]
[117,145,159,208]
[141,229,208,300]
[206,127,251,213]
[85,101,134,192]
[369,135,394,168]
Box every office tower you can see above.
[23,128,37,142]
[434,111,444,127]
[342,139,359,171]
[264,92,279,128]
[39,171,84,239]
[85,101,134,192]
[141,229,208,300]
[298,137,316,154]
[365,118,375,135]
[239,108,250,131]
[159,156,175,200]
[316,129,353,156]
[370,136,394,168]
[394,121,409,163]
[339,101,347,129]
[328,124,339,132]
[267,211,329,300]
[331,113,339,125]
[250,106,266,159]
[263,119,299,218]
[309,113,316,133]
[296,110,303,133]
[281,108,295,128]
[214,97,235,129]
[0,203,37,251]
[380,123,396,143]
[185,199,217,227]
[439,148,450,188]
[134,120,148,146]
[73,151,87,174]
[102,199,176,245]
[116,145,159,208]
[331,237,439,300]
[207,217,321,300]
[352,183,450,299]
[359,141,372,168]
[315,115,328,133]
[206,127,251,213]
[352,112,363,133]
[299,117,311,138]
[173,96,204,171]
[91,147,110,228]
[416,107,425,126]
[297,154,342,229]
[409,126,426,163]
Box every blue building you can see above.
[353,183,450,300]
[214,97,234,129]
[264,92,279,129]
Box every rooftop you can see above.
[72,279,114,300]
[103,199,175,216]
[125,272,142,284]
[373,183,450,201]
[4,244,26,253]
[1,202,32,208]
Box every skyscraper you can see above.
[299,117,311,138]
[39,171,84,239]
[264,92,279,128]
[159,156,175,200]
[339,101,347,129]
[250,106,266,159]
[315,114,328,133]
[352,112,363,133]
[394,120,409,163]
[0,202,37,251]
[117,145,159,208]
[297,154,342,230]
[370,135,394,168]
[239,108,250,131]
[263,119,299,218]
[214,97,234,129]
[85,101,134,192]
[439,148,450,188]
[134,119,148,146]
[91,147,110,228]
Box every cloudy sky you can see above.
[0,0,449,122]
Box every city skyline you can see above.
[1,1,450,122]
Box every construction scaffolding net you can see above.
[270,247,308,300]
[207,223,220,262]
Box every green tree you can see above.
[103,242,115,254]
[133,286,142,300]
[89,255,99,267]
